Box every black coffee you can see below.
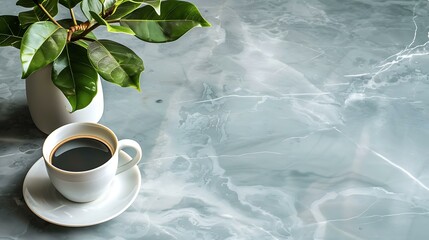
[51,137,112,172]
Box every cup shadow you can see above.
[0,102,45,141]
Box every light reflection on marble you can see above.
[2,0,429,239]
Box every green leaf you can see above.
[130,0,160,14]
[90,11,135,35]
[106,1,141,20]
[0,16,25,48]
[18,0,59,27]
[59,0,83,8]
[88,40,143,90]
[20,21,67,78]
[52,43,98,111]
[80,0,102,20]
[16,0,36,8]
[120,0,210,43]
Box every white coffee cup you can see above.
[42,122,142,203]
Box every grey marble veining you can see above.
[2,0,429,239]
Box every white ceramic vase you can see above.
[25,65,104,134]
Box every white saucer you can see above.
[23,151,141,227]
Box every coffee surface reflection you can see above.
[51,137,112,172]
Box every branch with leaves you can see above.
[0,0,210,111]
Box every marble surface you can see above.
[1,0,429,239]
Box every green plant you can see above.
[0,0,210,111]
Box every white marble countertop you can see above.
[1,0,429,239]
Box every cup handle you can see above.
[116,139,142,174]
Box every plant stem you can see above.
[105,19,120,23]
[99,0,105,15]
[103,5,117,19]
[70,4,117,42]
[70,23,100,42]
[70,9,78,26]
[80,23,99,37]
[81,37,96,42]
[33,0,62,28]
